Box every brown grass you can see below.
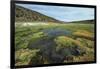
[73,30,94,40]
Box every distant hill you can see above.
[15,5,61,23]
[70,20,95,24]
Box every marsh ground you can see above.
[15,22,95,66]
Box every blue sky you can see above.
[16,4,94,22]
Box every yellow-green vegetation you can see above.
[54,35,94,63]
[73,30,94,40]
[15,49,40,66]
[73,54,94,62]
[29,32,47,42]
[15,22,95,66]
[54,36,77,51]
[54,36,86,51]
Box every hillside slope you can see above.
[15,5,60,23]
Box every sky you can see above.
[16,3,94,22]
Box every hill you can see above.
[15,5,61,23]
[70,20,94,24]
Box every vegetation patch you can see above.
[15,49,40,66]
[73,30,94,40]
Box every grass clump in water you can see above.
[15,49,40,66]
